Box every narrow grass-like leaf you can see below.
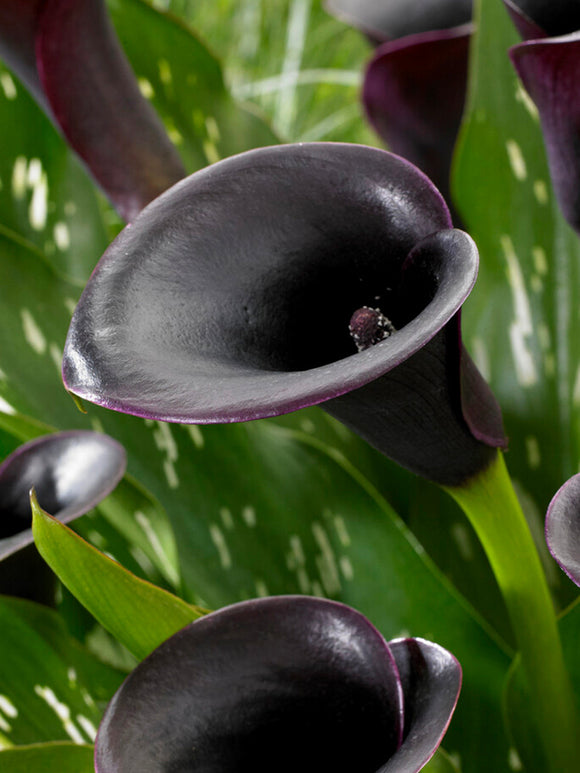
[31,493,203,660]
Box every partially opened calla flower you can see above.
[505,0,580,232]
[545,473,580,587]
[62,142,506,486]
[0,430,126,600]
[0,0,185,220]
[326,1,472,207]
[95,596,462,773]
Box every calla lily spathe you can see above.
[62,142,506,485]
[505,0,580,232]
[95,596,462,773]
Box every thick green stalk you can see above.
[444,450,579,772]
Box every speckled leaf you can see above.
[79,477,181,591]
[0,222,512,770]
[453,0,580,541]
[0,63,108,282]
[31,498,203,661]
[0,595,122,747]
[0,742,94,773]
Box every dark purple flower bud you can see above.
[62,143,506,486]
[326,1,473,209]
[0,0,185,221]
[0,430,125,601]
[505,1,580,232]
[545,473,580,587]
[95,596,462,773]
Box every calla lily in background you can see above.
[0,430,126,601]
[505,0,580,232]
[545,473,580,587]
[62,142,506,486]
[0,0,185,220]
[326,0,473,208]
[95,595,462,773]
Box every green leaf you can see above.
[0,63,108,283]
[92,476,181,590]
[108,0,279,172]
[453,0,580,589]
[0,596,124,707]
[0,595,121,746]
[31,493,203,661]
[423,748,462,773]
[0,742,94,773]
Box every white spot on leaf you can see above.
[21,308,47,354]
[506,139,527,181]
[0,72,16,99]
[533,180,548,205]
[242,505,256,527]
[53,221,70,251]
[11,156,27,199]
[501,236,538,387]
[209,523,232,569]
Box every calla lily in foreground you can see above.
[326,0,472,207]
[95,595,462,773]
[0,0,185,220]
[545,473,580,587]
[62,142,505,486]
[505,0,580,232]
[0,430,126,599]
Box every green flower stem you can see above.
[444,450,579,772]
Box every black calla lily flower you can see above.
[545,473,580,587]
[505,0,580,232]
[0,430,126,601]
[95,596,462,773]
[0,0,185,220]
[62,143,505,486]
[326,1,473,208]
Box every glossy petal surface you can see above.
[381,638,462,773]
[63,143,505,484]
[0,430,126,561]
[0,0,185,221]
[326,0,472,42]
[95,596,405,773]
[506,1,580,232]
[363,26,471,206]
[510,32,580,233]
[545,473,580,587]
